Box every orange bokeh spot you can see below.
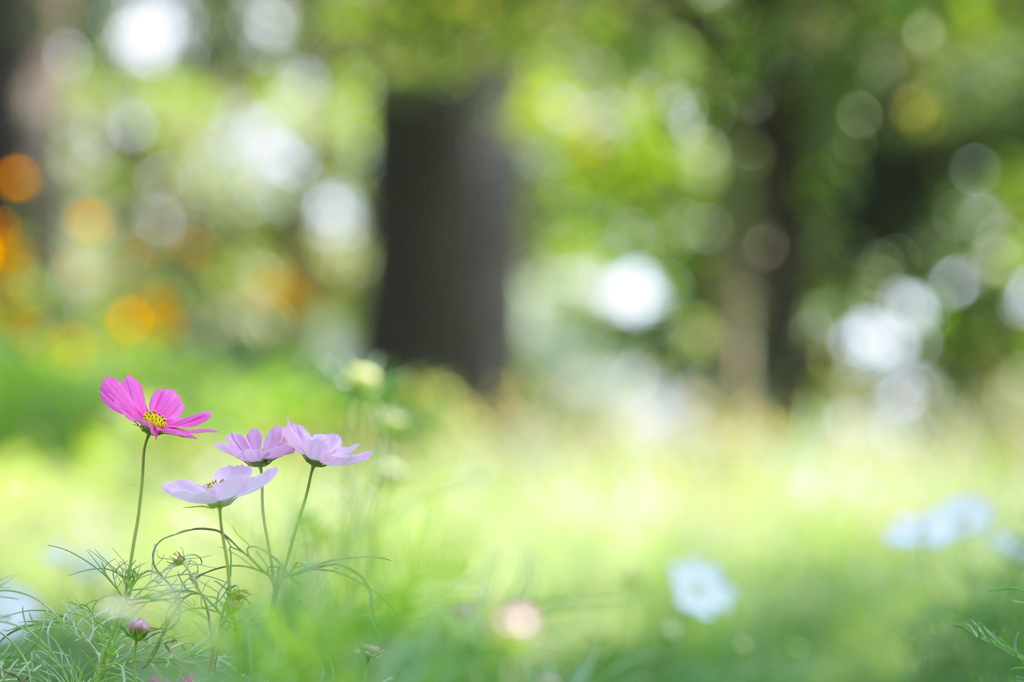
[0,206,34,271]
[140,282,186,339]
[0,154,43,203]
[105,295,156,345]
[62,197,117,245]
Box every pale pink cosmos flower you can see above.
[126,617,150,640]
[101,376,214,438]
[216,427,294,467]
[282,420,372,468]
[162,465,277,509]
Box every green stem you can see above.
[258,465,273,576]
[282,465,316,576]
[127,432,152,580]
[131,640,139,682]
[218,507,232,591]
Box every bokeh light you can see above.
[591,253,677,332]
[104,295,156,344]
[835,90,884,139]
[132,193,187,247]
[901,9,946,59]
[240,0,301,56]
[42,29,95,84]
[0,154,43,204]
[106,99,160,155]
[300,179,371,251]
[889,83,943,140]
[828,304,921,374]
[491,600,544,641]
[102,0,196,78]
[61,198,117,245]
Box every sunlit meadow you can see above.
[2,343,1024,681]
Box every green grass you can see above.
[1,343,1023,681]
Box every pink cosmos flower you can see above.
[101,376,214,438]
[162,465,278,509]
[282,420,372,468]
[216,427,294,467]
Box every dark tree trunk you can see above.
[0,0,36,162]
[760,102,804,404]
[373,81,511,391]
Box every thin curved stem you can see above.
[218,507,232,590]
[258,465,273,576]
[282,465,316,575]
[127,432,152,577]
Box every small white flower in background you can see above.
[991,529,1024,562]
[667,556,738,623]
[491,600,544,640]
[883,494,994,551]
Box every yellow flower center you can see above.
[143,411,168,428]
[205,478,225,490]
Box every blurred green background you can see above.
[4,0,1024,679]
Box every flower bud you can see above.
[126,617,150,640]
[358,643,382,660]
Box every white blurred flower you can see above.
[667,556,738,623]
[991,529,1024,562]
[491,600,543,640]
[883,494,994,551]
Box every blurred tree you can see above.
[374,81,511,390]
[0,0,37,176]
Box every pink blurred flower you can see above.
[282,421,372,468]
[216,427,294,467]
[126,617,150,640]
[101,376,214,438]
[162,465,277,509]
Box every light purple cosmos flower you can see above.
[101,376,214,438]
[216,427,294,467]
[282,420,372,468]
[162,465,278,509]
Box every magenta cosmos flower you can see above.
[282,421,372,467]
[216,427,294,467]
[101,376,214,438]
[162,464,278,509]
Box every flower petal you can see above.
[301,436,333,463]
[162,480,215,505]
[324,449,373,466]
[169,412,211,428]
[264,443,294,460]
[282,420,311,449]
[215,442,244,459]
[265,425,285,447]
[226,432,249,450]
[123,376,149,414]
[149,389,184,418]
[159,427,197,439]
[241,467,278,497]
[215,464,253,481]
[246,428,264,450]
[100,377,143,419]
